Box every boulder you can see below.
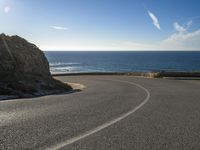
[0,33,72,99]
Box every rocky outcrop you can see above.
[0,34,72,99]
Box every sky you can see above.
[0,0,200,51]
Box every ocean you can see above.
[44,51,200,74]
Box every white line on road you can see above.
[47,79,151,150]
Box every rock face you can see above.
[0,34,71,99]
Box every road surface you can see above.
[1,75,200,150]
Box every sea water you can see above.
[44,51,200,74]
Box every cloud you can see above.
[120,18,200,50]
[4,6,10,13]
[174,22,186,33]
[162,20,200,50]
[187,20,193,28]
[119,20,200,50]
[148,11,161,30]
[173,20,193,33]
[50,26,69,30]
[158,19,200,50]
[163,29,200,44]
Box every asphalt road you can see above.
[1,75,200,150]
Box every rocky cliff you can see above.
[0,34,72,99]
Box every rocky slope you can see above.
[0,34,72,99]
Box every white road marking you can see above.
[47,79,151,150]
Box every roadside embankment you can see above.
[53,71,200,78]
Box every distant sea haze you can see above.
[44,51,200,74]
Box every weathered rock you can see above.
[0,33,72,99]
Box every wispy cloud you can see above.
[163,29,200,46]
[173,20,193,33]
[174,22,186,33]
[163,29,200,50]
[50,26,69,30]
[186,20,193,28]
[117,19,200,50]
[162,20,200,50]
[4,6,10,13]
[148,11,161,30]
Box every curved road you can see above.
[1,75,200,150]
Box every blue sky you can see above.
[1,0,200,50]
